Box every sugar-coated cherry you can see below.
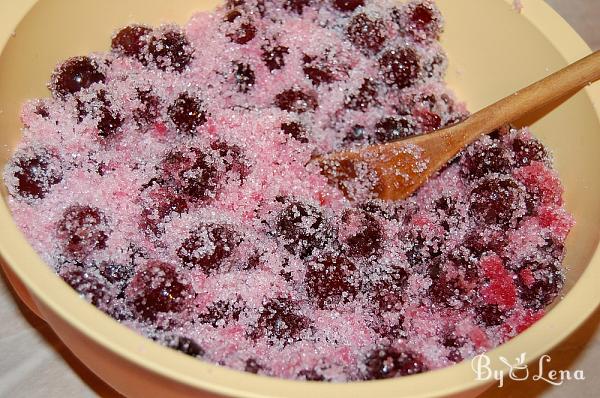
[140,187,188,236]
[9,149,62,201]
[460,142,512,181]
[274,89,318,113]
[379,48,420,89]
[346,13,386,54]
[60,267,110,307]
[305,254,360,309]
[197,300,244,327]
[147,30,193,72]
[134,89,161,127]
[177,223,240,273]
[283,0,311,14]
[344,79,378,111]
[475,304,505,327]
[51,57,105,98]
[342,210,383,258]
[233,62,256,93]
[332,0,364,12]
[261,44,289,71]
[297,369,326,381]
[250,297,310,345]
[429,275,466,307]
[517,261,563,311]
[369,267,408,313]
[111,25,152,60]
[245,358,264,374]
[374,116,415,142]
[165,335,205,357]
[128,260,192,321]
[303,55,335,86]
[57,205,110,260]
[469,176,525,226]
[407,1,442,40]
[168,93,207,134]
[161,149,220,200]
[224,10,257,45]
[512,137,548,167]
[281,121,309,143]
[275,200,334,259]
[363,347,427,379]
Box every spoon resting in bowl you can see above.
[316,50,600,201]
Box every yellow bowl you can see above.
[1,1,599,397]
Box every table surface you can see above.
[1,1,599,397]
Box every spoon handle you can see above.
[459,50,600,145]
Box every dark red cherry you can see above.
[407,1,442,40]
[249,298,310,345]
[198,300,244,327]
[134,89,161,127]
[177,224,240,273]
[369,267,408,313]
[168,93,207,134]
[161,149,220,200]
[342,210,383,258]
[274,89,318,113]
[34,104,50,118]
[147,30,193,72]
[305,254,360,309]
[261,44,289,71]
[460,142,512,181]
[475,304,506,327]
[97,105,123,139]
[57,205,110,260]
[224,10,257,45]
[283,0,311,14]
[275,200,334,259]
[374,116,415,142]
[281,121,309,143]
[60,267,110,307]
[442,332,465,362]
[429,275,467,307]
[469,176,525,226]
[98,262,134,285]
[363,348,427,379]
[165,335,205,357]
[332,0,364,12]
[512,137,548,167]
[517,261,563,311]
[140,187,188,236]
[233,62,256,93]
[344,79,378,111]
[245,358,264,374]
[128,260,192,321]
[346,13,386,54]
[379,48,420,89]
[298,369,326,381]
[416,110,441,131]
[51,57,105,98]
[111,25,152,59]
[303,55,335,86]
[9,149,62,200]
[210,140,249,179]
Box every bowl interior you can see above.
[0,0,599,397]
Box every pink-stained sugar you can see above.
[3,0,574,382]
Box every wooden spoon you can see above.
[317,51,600,201]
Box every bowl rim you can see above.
[1,0,599,397]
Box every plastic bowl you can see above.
[0,1,599,397]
